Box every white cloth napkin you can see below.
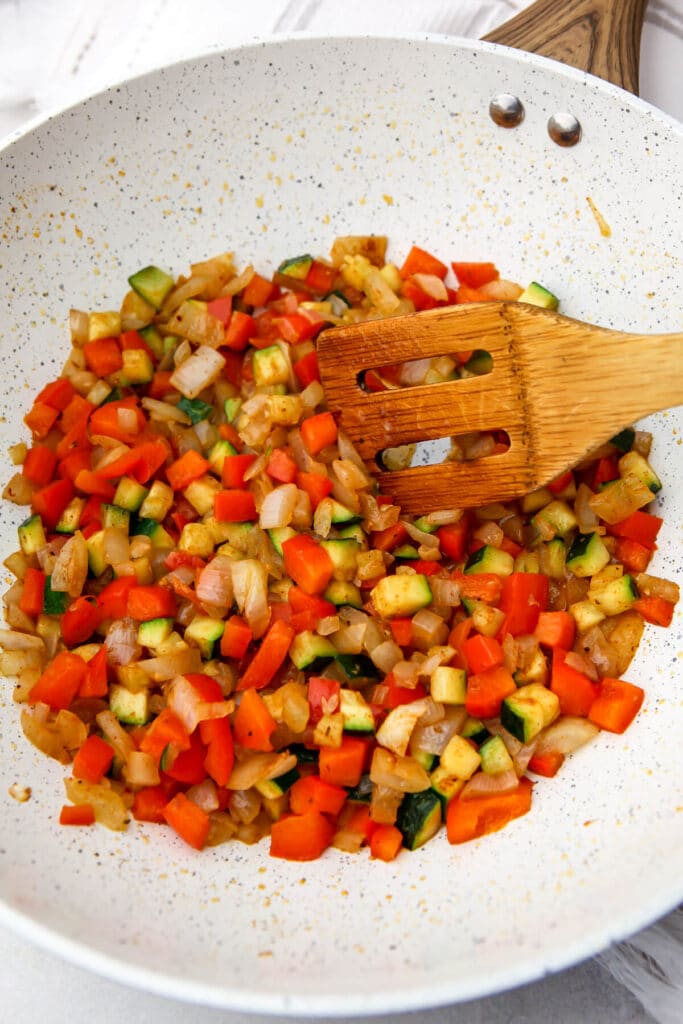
[1,1,682,1020]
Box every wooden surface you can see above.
[318,302,683,512]
[484,0,647,93]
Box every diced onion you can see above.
[167,674,232,734]
[535,716,599,756]
[105,618,142,666]
[170,345,226,400]
[460,769,519,800]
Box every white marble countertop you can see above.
[1,2,682,1022]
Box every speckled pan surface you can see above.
[0,35,682,1016]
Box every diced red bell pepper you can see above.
[237,619,295,691]
[24,401,60,440]
[446,777,533,844]
[465,665,517,718]
[132,786,169,824]
[534,610,576,650]
[550,649,599,717]
[437,517,470,561]
[293,350,320,387]
[36,377,76,411]
[633,595,676,627]
[295,471,333,509]
[89,397,146,444]
[83,337,123,377]
[242,272,278,308]
[461,633,504,674]
[282,534,334,595]
[163,792,210,850]
[400,245,448,280]
[270,811,335,861]
[199,717,235,787]
[609,510,663,550]
[127,584,177,621]
[614,537,652,574]
[166,449,210,491]
[72,734,114,783]
[59,804,96,826]
[304,259,336,294]
[499,572,549,636]
[232,688,277,750]
[319,736,369,788]
[22,445,57,487]
[588,677,644,733]
[300,411,337,454]
[31,478,74,530]
[308,676,341,724]
[222,454,257,489]
[214,489,257,523]
[19,568,46,618]
[220,614,253,660]
[206,296,233,325]
[266,447,298,483]
[28,651,88,710]
[163,729,208,785]
[78,645,109,699]
[61,595,102,647]
[450,262,499,288]
[223,310,255,351]
[289,775,347,817]
[96,576,139,620]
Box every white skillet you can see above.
[0,0,681,1014]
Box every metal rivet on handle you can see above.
[489,93,525,128]
[548,112,582,147]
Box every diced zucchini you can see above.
[88,310,121,341]
[439,734,481,779]
[337,523,368,547]
[184,616,225,658]
[324,580,363,608]
[208,439,238,475]
[518,281,559,310]
[430,665,467,705]
[131,518,175,549]
[514,550,541,574]
[501,683,560,743]
[328,499,361,525]
[289,630,337,670]
[178,522,214,558]
[520,488,553,514]
[55,497,85,535]
[183,475,222,516]
[339,689,375,733]
[532,499,577,539]
[370,573,432,618]
[43,576,69,616]
[411,748,438,772]
[138,617,174,650]
[566,531,610,578]
[430,764,465,808]
[102,503,131,532]
[412,515,439,535]
[178,396,213,424]
[252,345,290,387]
[139,480,174,522]
[334,653,379,683]
[118,348,154,385]
[479,735,514,775]
[138,324,165,360]
[86,530,108,577]
[396,790,442,851]
[255,767,300,800]
[569,599,606,632]
[268,526,297,557]
[619,450,662,494]
[610,427,635,453]
[277,254,313,280]
[320,538,360,581]
[462,349,493,375]
[393,544,419,560]
[18,514,46,556]
[461,717,488,744]
[538,538,567,579]
[113,476,149,512]
[224,397,242,423]
[128,265,174,311]
[464,545,514,577]
[589,574,639,616]
[109,684,150,725]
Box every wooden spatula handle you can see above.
[483,0,647,94]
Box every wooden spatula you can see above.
[316,302,683,514]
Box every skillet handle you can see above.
[482,0,646,95]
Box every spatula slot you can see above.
[357,349,493,393]
[378,429,510,472]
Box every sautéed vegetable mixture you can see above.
[1,237,678,860]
